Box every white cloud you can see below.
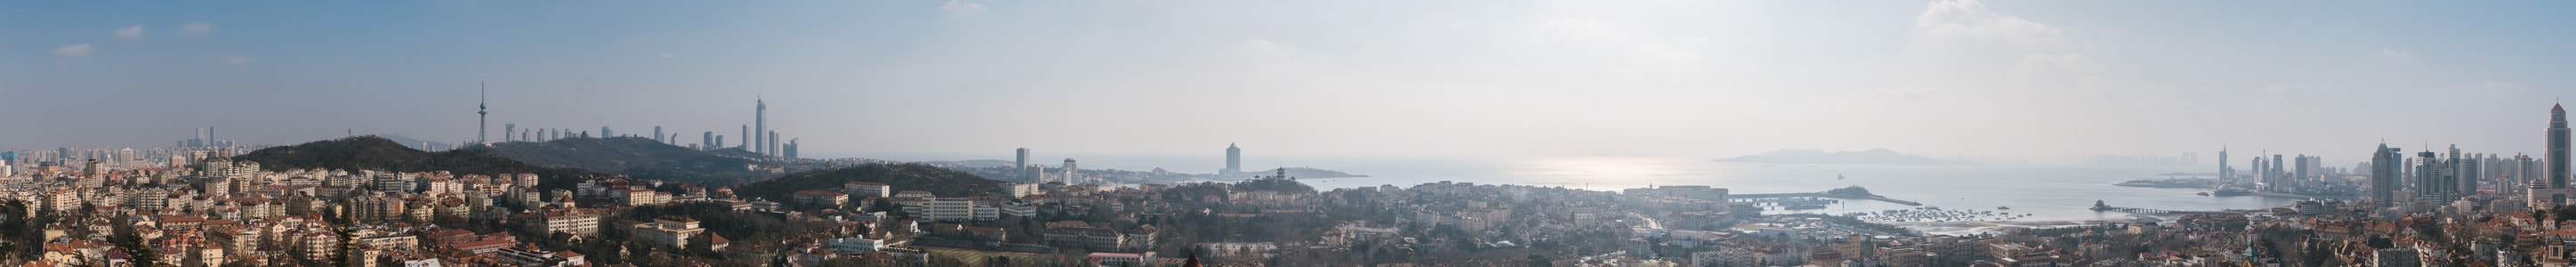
[1915,0,2063,48]
[2376,48,2413,61]
[223,56,255,65]
[178,22,217,36]
[938,1,987,16]
[53,44,93,57]
[1856,86,1954,100]
[114,26,144,39]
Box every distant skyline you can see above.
[5,1,2574,162]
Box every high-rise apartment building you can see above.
[1225,143,1243,176]
[1063,158,1079,184]
[1016,148,1032,181]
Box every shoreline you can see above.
[1878,218,2140,236]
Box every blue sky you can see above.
[4,1,2574,162]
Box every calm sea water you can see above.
[860,153,2298,222]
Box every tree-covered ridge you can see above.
[734,163,1006,201]
[230,135,613,191]
[472,136,773,185]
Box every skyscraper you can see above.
[2371,143,2401,207]
[2541,104,2574,208]
[1225,143,1242,176]
[740,125,750,150]
[2270,154,2283,191]
[755,98,767,156]
[505,123,517,142]
[2459,151,2480,195]
[769,131,781,158]
[1016,148,1032,181]
[704,132,716,151]
[784,139,798,159]
[2293,154,2308,192]
[2555,103,2570,189]
[2218,146,2230,182]
[2417,150,2458,203]
[654,126,664,143]
[1063,158,1079,184]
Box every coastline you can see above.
[1880,218,2137,236]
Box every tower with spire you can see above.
[2536,103,2573,208]
[2552,103,2568,189]
[478,80,489,145]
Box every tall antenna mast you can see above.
[478,79,489,145]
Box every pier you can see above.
[2090,200,2241,215]
[1732,190,1922,206]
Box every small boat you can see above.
[2196,192,2210,196]
[1996,206,2010,210]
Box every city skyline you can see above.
[5,1,2574,161]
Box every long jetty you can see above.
[1732,192,1922,206]
[2093,206,2240,215]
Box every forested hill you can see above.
[734,163,1005,201]
[229,135,611,191]
[471,137,774,185]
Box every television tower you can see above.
[478,80,489,145]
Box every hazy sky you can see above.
[4,1,2573,161]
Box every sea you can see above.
[857,153,2298,225]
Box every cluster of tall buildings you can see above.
[1003,143,1251,185]
[180,126,233,149]
[2236,104,2571,210]
[1008,148,1093,185]
[487,97,801,160]
[2345,104,2571,209]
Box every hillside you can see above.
[1713,149,1949,165]
[231,135,612,191]
[734,163,1004,201]
[473,137,773,185]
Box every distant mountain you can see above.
[733,163,1004,201]
[231,135,612,191]
[471,137,775,186]
[1713,149,1949,165]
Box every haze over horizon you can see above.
[7,1,2573,162]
